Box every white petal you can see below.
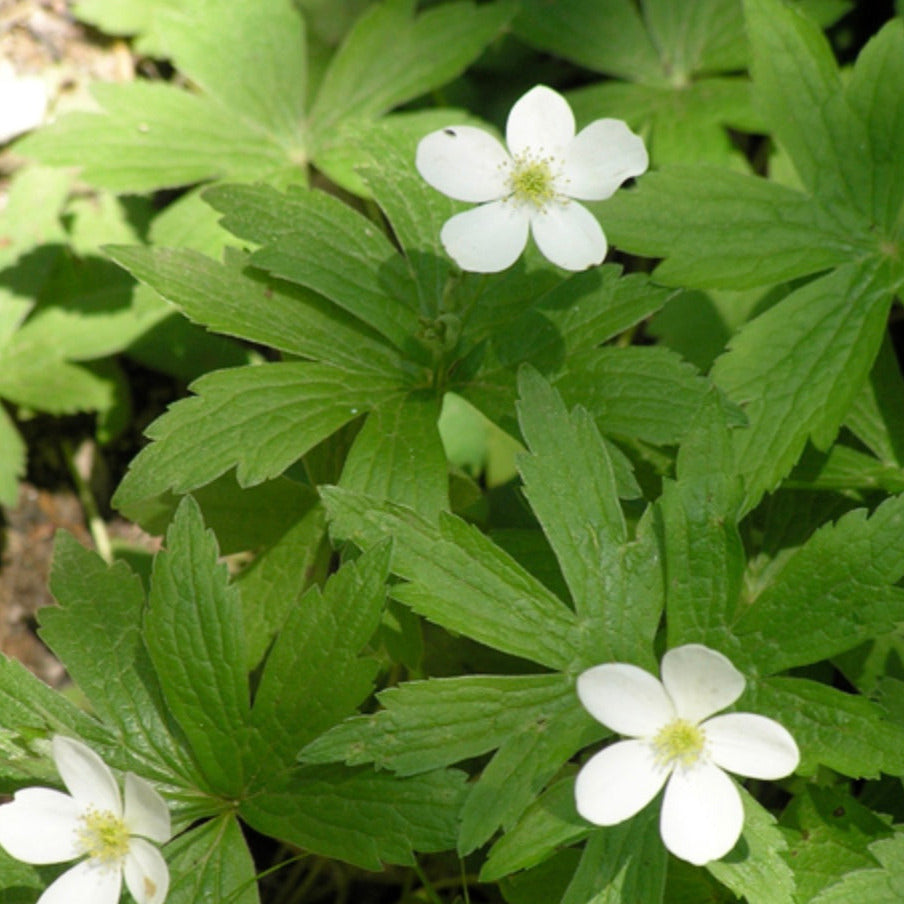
[125,838,170,904]
[37,859,122,904]
[52,737,121,815]
[660,763,743,865]
[564,119,649,201]
[575,739,669,825]
[704,713,800,780]
[0,788,82,864]
[440,201,529,273]
[0,63,48,144]
[123,774,171,844]
[506,85,575,157]
[529,202,607,270]
[576,663,674,737]
[661,645,745,723]
[416,126,510,202]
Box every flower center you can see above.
[76,808,131,866]
[652,719,706,769]
[507,151,560,210]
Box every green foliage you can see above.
[2,497,466,883]
[7,1,904,902]
[560,807,667,904]
[782,786,894,902]
[166,817,260,904]
[21,0,514,195]
[516,0,848,169]
[810,834,904,904]
[43,533,200,785]
[598,0,904,509]
[323,485,580,670]
[0,168,161,503]
[114,362,404,505]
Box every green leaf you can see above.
[556,346,735,446]
[72,0,182,53]
[145,185,243,256]
[796,0,853,26]
[845,334,904,468]
[17,82,289,193]
[234,496,331,671]
[515,369,662,669]
[480,267,671,374]
[0,849,43,904]
[482,776,591,881]
[155,0,306,146]
[748,677,904,778]
[500,848,584,904]
[126,304,257,384]
[339,392,449,521]
[561,806,667,904]
[308,0,515,141]
[730,494,904,674]
[782,786,893,903]
[354,119,456,309]
[0,406,25,507]
[105,245,403,375]
[240,764,467,869]
[711,259,894,512]
[514,0,661,81]
[810,833,904,904]
[321,487,579,670]
[18,256,165,361]
[0,165,69,276]
[0,348,115,415]
[787,442,904,495]
[248,544,389,777]
[646,287,761,372]
[165,816,259,904]
[516,367,626,621]
[0,656,111,778]
[843,19,904,232]
[118,473,319,557]
[301,673,579,774]
[706,788,796,904]
[145,497,250,795]
[661,394,746,650]
[204,183,424,354]
[112,362,403,506]
[40,534,197,785]
[642,0,748,75]
[665,860,737,904]
[458,697,598,854]
[837,639,904,699]
[570,78,760,170]
[599,166,860,289]
[743,0,872,225]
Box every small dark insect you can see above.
[444,128,457,137]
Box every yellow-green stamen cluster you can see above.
[652,719,706,769]
[76,808,131,865]
[507,152,559,209]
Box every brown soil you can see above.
[0,482,86,686]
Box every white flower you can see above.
[415,84,648,273]
[574,644,799,865]
[0,736,171,904]
[0,61,48,145]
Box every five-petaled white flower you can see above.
[415,84,648,273]
[0,736,171,904]
[575,644,799,865]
